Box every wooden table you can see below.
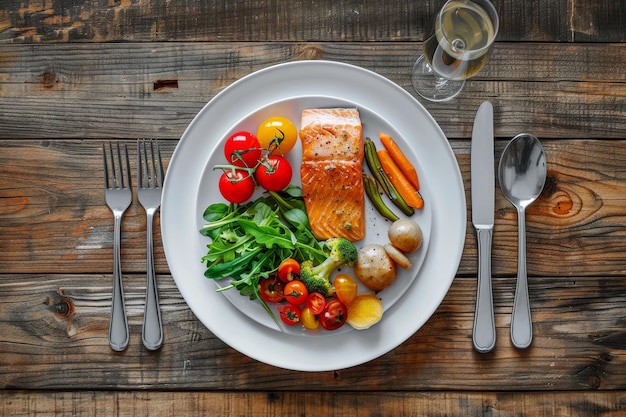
[2,1,626,415]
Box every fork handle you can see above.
[109,214,129,351]
[142,211,164,350]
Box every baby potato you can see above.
[354,244,397,292]
[388,219,423,253]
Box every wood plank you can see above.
[1,0,624,43]
[1,273,626,390]
[0,43,624,140]
[2,390,626,416]
[4,139,626,277]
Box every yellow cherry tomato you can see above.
[334,273,358,305]
[257,116,298,155]
[301,306,320,330]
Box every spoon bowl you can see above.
[498,133,547,349]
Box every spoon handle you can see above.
[511,207,533,348]
[473,226,496,353]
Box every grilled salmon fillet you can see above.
[300,108,364,162]
[299,108,365,242]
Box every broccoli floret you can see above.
[299,237,358,297]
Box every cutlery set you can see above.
[102,140,165,351]
[471,101,547,353]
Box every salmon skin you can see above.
[299,108,365,242]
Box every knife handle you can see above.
[473,226,496,353]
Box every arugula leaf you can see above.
[204,246,263,280]
[237,218,296,248]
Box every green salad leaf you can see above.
[200,186,329,328]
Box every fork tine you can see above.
[137,140,144,188]
[124,143,131,189]
[104,142,131,189]
[103,143,111,189]
[116,143,123,188]
[138,140,150,188]
[137,140,164,189]
[115,143,126,189]
[148,141,156,188]
[156,141,164,188]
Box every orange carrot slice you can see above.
[377,149,424,209]
[379,132,420,190]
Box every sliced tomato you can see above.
[277,258,300,283]
[284,280,309,306]
[254,155,292,192]
[320,299,347,331]
[279,304,301,326]
[259,276,284,303]
[306,292,326,315]
[301,306,320,330]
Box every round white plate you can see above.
[162,60,466,371]
[196,95,432,336]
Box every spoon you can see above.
[498,133,547,349]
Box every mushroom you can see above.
[354,244,397,292]
[388,219,423,253]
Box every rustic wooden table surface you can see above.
[2,0,626,415]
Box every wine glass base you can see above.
[412,55,465,102]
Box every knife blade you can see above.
[471,101,496,353]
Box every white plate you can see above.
[162,60,466,371]
[196,95,432,336]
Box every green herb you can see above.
[199,185,327,328]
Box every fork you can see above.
[137,140,164,350]
[103,142,132,352]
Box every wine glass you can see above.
[412,0,499,102]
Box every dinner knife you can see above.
[471,101,496,353]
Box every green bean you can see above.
[364,138,414,216]
[363,174,400,222]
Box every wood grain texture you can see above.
[2,390,626,416]
[1,273,626,390]
[1,0,626,413]
[1,0,624,43]
[0,43,625,140]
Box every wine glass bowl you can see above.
[412,0,499,102]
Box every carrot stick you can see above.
[377,149,424,209]
[379,132,420,190]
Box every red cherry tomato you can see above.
[254,155,292,192]
[218,170,255,204]
[284,280,309,306]
[306,292,326,315]
[259,276,284,303]
[279,304,301,326]
[224,131,262,168]
[277,258,300,283]
[320,299,348,331]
